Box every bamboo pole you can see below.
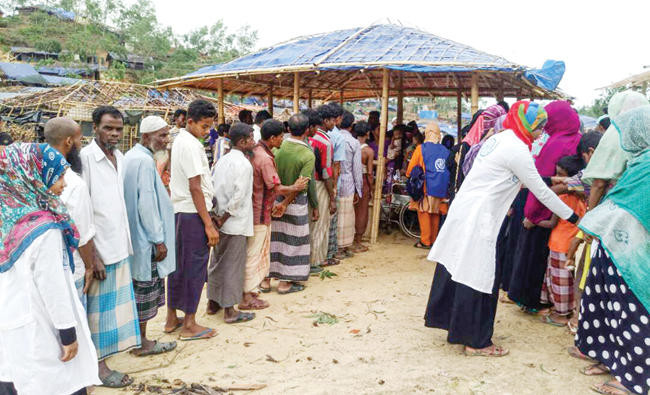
[370,68,390,244]
[456,90,462,138]
[217,79,225,124]
[293,72,300,114]
[397,72,404,124]
[471,73,479,115]
[308,89,313,108]
[267,84,274,116]
[339,90,344,105]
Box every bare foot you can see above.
[464,344,509,357]
[179,323,216,339]
[163,315,184,333]
[592,380,631,395]
[206,300,221,315]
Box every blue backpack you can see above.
[406,165,425,201]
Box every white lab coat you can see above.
[0,229,100,395]
[428,130,573,294]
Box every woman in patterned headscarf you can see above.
[0,143,101,395]
[424,101,580,357]
[574,106,650,395]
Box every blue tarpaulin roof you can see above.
[0,62,48,85]
[157,23,564,100]
[187,24,518,77]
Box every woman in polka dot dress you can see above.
[575,106,650,395]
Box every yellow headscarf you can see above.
[424,122,441,143]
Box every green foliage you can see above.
[1,0,258,84]
[578,88,626,118]
[34,39,62,53]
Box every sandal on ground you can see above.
[225,311,255,324]
[499,294,515,304]
[163,317,185,334]
[581,363,609,376]
[567,346,595,362]
[351,244,369,253]
[100,371,133,388]
[179,328,216,341]
[592,381,633,395]
[567,320,579,334]
[278,283,305,294]
[259,284,271,293]
[540,314,567,327]
[464,345,509,357]
[321,258,340,267]
[334,251,348,260]
[238,298,269,310]
[309,265,323,274]
[206,301,222,315]
[413,241,431,249]
[131,340,177,357]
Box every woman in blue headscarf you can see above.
[574,106,650,395]
[0,143,100,395]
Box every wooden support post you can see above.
[496,86,504,102]
[267,85,274,116]
[217,78,225,125]
[471,73,479,115]
[339,90,344,105]
[397,73,404,124]
[308,89,313,109]
[370,68,390,244]
[456,90,462,139]
[293,72,300,114]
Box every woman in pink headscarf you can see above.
[508,100,581,312]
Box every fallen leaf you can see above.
[332,359,339,364]
[350,329,360,334]
[266,354,279,363]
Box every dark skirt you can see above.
[167,213,210,314]
[499,189,527,292]
[424,259,501,349]
[508,224,551,310]
[575,245,650,394]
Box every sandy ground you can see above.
[96,232,602,395]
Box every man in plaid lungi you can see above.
[123,116,178,356]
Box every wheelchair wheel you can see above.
[398,203,420,239]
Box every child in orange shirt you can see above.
[538,155,586,326]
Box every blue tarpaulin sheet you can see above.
[524,60,565,91]
[0,62,48,85]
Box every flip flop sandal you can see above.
[541,315,567,327]
[464,345,509,357]
[592,381,633,395]
[163,317,185,334]
[567,321,579,334]
[100,371,133,388]
[278,283,305,294]
[259,284,271,293]
[309,265,324,274]
[581,363,609,376]
[180,328,215,341]
[239,298,270,310]
[567,346,595,361]
[321,259,340,267]
[131,340,177,357]
[225,311,255,324]
[413,241,431,249]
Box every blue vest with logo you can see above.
[421,142,450,198]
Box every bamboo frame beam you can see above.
[397,72,404,124]
[217,78,225,124]
[370,68,390,244]
[293,72,300,114]
[456,90,462,136]
[470,73,479,115]
[308,89,313,108]
[267,84,274,115]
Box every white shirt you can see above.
[0,229,100,394]
[428,130,573,293]
[60,169,95,282]
[212,149,254,237]
[170,129,214,213]
[80,140,133,265]
[253,124,262,143]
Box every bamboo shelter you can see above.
[0,80,253,150]
[155,23,565,243]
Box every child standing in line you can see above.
[537,155,587,326]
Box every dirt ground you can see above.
[96,232,601,395]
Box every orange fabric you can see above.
[405,144,422,177]
[548,194,586,253]
[418,211,440,246]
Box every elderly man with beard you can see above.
[44,118,98,307]
[123,116,177,356]
[80,106,140,388]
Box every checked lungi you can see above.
[244,224,271,292]
[309,181,330,265]
[540,251,574,315]
[86,259,141,360]
[336,195,355,248]
[270,194,310,281]
[132,260,165,322]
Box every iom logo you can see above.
[479,138,498,157]
[435,158,446,172]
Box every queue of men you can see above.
[0,99,369,393]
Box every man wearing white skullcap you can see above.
[122,116,177,357]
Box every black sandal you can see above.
[278,283,305,294]
[414,241,431,249]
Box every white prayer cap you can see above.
[139,115,168,135]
